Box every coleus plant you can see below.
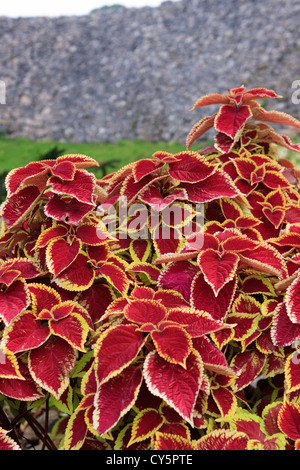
[1,86,300,451]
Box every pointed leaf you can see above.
[285,276,300,323]
[93,365,143,436]
[44,195,94,225]
[195,429,248,450]
[46,238,81,276]
[0,279,30,326]
[231,350,265,392]
[271,302,300,347]
[278,401,300,441]
[48,169,96,205]
[143,350,203,425]
[0,361,44,401]
[153,432,195,450]
[168,151,215,183]
[182,168,240,203]
[53,253,95,291]
[215,104,252,139]
[193,336,237,376]
[28,337,77,400]
[190,272,237,321]
[97,262,129,295]
[186,114,216,149]
[94,324,145,386]
[198,249,239,295]
[124,299,167,326]
[1,185,41,230]
[49,311,90,352]
[167,307,234,337]
[3,311,50,353]
[0,428,21,450]
[129,408,164,446]
[157,261,199,302]
[151,325,192,366]
[285,351,300,393]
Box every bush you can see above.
[1,85,300,450]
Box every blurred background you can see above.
[0,0,300,197]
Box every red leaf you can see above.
[278,401,300,441]
[143,350,203,425]
[231,350,265,392]
[124,299,167,326]
[3,311,50,353]
[239,242,287,279]
[0,428,21,450]
[192,92,229,109]
[28,337,77,400]
[285,352,300,393]
[35,225,69,249]
[63,407,88,450]
[198,249,239,295]
[76,222,110,245]
[193,336,237,376]
[271,302,300,347]
[46,238,81,276]
[93,365,143,435]
[133,159,163,182]
[215,104,252,139]
[191,272,237,321]
[53,253,95,291]
[0,361,44,401]
[51,160,76,180]
[49,311,90,351]
[97,262,129,295]
[151,325,192,366]
[1,258,42,280]
[0,349,24,380]
[28,283,61,314]
[168,151,215,183]
[252,107,300,128]
[5,161,49,196]
[285,276,300,323]
[44,194,94,225]
[195,429,248,450]
[55,154,99,169]
[158,261,199,302]
[129,408,164,445]
[167,308,233,337]
[242,88,281,102]
[0,279,30,326]
[139,184,187,211]
[211,386,236,417]
[262,402,283,436]
[153,432,195,450]
[186,114,216,149]
[78,282,114,324]
[1,185,41,230]
[94,324,145,385]
[181,169,240,203]
[48,169,96,205]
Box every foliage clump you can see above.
[1,85,300,450]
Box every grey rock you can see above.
[0,0,300,145]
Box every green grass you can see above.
[0,136,188,178]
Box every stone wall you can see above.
[0,0,300,144]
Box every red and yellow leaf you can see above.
[129,408,164,446]
[28,337,77,400]
[151,325,192,367]
[143,350,203,426]
[93,365,143,436]
[198,249,239,295]
[94,324,145,386]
